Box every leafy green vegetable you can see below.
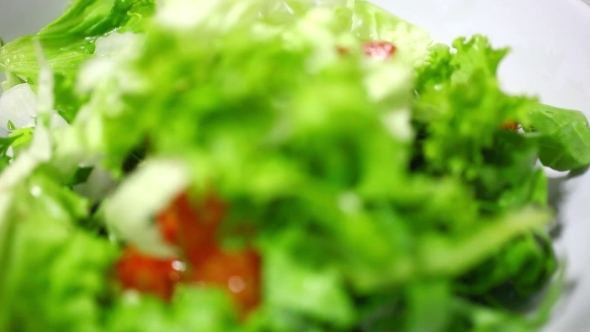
[66,166,95,186]
[0,0,155,120]
[263,232,357,328]
[414,36,534,178]
[106,287,239,332]
[0,173,116,332]
[0,0,588,331]
[525,103,590,171]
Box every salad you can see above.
[1,0,590,331]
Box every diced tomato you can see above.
[115,247,182,301]
[123,191,262,316]
[156,192,226,262]
[187,247,262,315]
[156,199,181,244]
[501,120,519,131]
[363,41,397,60]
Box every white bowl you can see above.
[2,0,590,331]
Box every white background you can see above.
[1,0,590,331]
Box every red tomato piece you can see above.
[187,247,262,315]
[364,41,397,60]
[156,192,227,263]
[142,191,262,316]
[157,198,181,244]
[115,247,183,301]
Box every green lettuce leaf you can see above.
[0,172,116,332]
[525,103,590,171]
[415,36,534,177]
[0,1,581,331]
[0,0,155,120]
[262,231,356,329]
[106,287,239,332]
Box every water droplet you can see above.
[172,260,186,271]
[228,276,246,293]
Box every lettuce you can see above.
[526,103,590,171]
[0,0,589,331]
[0,172,116,332]
[0,0,155,121]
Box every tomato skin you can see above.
[156,192,226,259]
[186,247,262,315]
[157,202,180,244]
[363,41,397,60]
[149,189,261,316]
[115,247,182,301]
